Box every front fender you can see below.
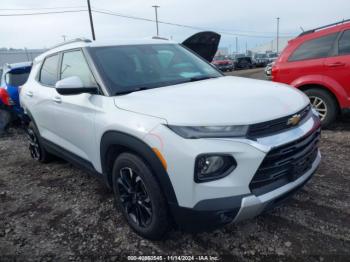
[100,131,178,205]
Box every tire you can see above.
[0,109,12,135]
[304,88,338,128]
[26,122,52,163]
[112,152,170,240]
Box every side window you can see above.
[60,50,96,87]
[338,30,350,55]
[39,54,59,86]
[288,33,338,61]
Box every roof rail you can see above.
[49,38,92,50]
[152,36,169,40]
[298,18,350,37]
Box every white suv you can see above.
[20,34,321,239]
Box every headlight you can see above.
[167,125,249,138]
[195,154,237,182]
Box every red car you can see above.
[272,19,350,127]
[212,56,234,72]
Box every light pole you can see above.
[62,35,67,42]
[87,0,96,40]
[235,37,238,53]
[152,5,160,36]
[276,17,280,53]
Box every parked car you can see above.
[272,19,350,127]
[20,34,321,240]
[212,56,234,71]
[0,62,32,130]
[253,53,268,67]
[266,52,279,63]
[264,62,274,78]
[233,56,254,69]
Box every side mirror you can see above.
[55,76,98,95]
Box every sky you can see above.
[1,0,349,52]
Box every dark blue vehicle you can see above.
[0,62,32,132]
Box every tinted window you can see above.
[289,33,338,61]
[60,50,96,87]
[40,54,59,86]
[338,30,350,55]
[5,67,31,86]
[89,44,221,95]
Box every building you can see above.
[250,37,293,54]
[215,47,229,56]
[0,49,46,66]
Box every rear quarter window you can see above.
[288,33,338,62]
[338,30,350,55]
[39,54,59,86]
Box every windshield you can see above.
[89,44,222,95]
[5,67,31,86]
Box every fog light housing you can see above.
[194,154,237,183]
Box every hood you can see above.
[114,76,309,126]
[182,31,221,62]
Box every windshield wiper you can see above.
[187,76,218,82]
[115,87,150,96]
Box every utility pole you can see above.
[87,0,96,40]
[245,41,248,55]
[276,17,280,53]
[235,37,238,53]
[152,5,160,36]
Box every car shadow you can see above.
[327,113,350,131]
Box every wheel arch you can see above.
[100,131,178,205]
[22,108,35,127]
[298,84,341,112]
[292,75,348,108]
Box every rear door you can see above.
[24,54,60,141]
[182,31,221,62]
[323,29,350,98]
[280,33,338,85]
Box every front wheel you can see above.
[112,152,170,240]
[304,88,338,128]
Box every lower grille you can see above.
[250,128,320,196]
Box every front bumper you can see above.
[169,150,320,231]
[216,65,233,71]
[144,111,321,231]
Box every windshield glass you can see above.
[5,67,31,86]
[89,44,222,95]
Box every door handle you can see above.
[325,62,346,67]
[52,96,62,103]
[25,91,33,97]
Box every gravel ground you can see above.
[1,69,350,261]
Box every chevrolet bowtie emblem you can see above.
[287,114,301,126]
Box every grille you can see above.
[250,128,320,196]
[248,105,311,138]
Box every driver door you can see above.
[52,49,100,164]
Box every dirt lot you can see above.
[1,69,350,261]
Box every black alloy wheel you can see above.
[117,167,153,227]
[26,126,41,160]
